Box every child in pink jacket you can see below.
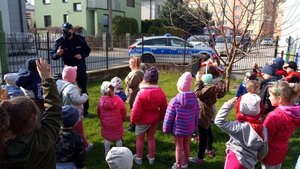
[97,81,126,156]
[130,67,167,165]
[262,81,300,169]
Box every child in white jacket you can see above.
[215,94,268,169]
[56,65,93,152]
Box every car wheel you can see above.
[141,54,155,63]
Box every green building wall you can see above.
[35,0,141,35]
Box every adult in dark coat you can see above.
[50,22,91,116]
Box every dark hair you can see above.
[0,105,10,160]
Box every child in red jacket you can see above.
[262,81,300,168]
[130,67,167,165]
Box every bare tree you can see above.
[165,0,282,90]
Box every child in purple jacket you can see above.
[163,72,200,169]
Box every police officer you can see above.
[51,22,91,116]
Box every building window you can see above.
[235,5,240,10]
[44,15,51,27]
[62,0,68,3]
[73,3,82,11]
[127,0,135,7]
[63,14,68,23]
[103,14,109,27]
[234,15,240,19]
[43,0,50,4]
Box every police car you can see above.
[128,35,214,63]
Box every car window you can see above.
[152,38,167,46]
[170,38,186,47]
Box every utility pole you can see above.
[108,0,113,50]
[150,0,152,19]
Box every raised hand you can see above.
[36,58,51,80]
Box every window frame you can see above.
[73,3,82,12]
[44,15,51,27]
[126,0,135,7]
[43,0,50,5]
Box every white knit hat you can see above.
[101,81,113,95]
[105,147,133,169]
[239,93,261,116]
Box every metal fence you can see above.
[2,32,131,76]
[0,32,288,78]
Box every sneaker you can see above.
[188,157,204,165]
[182,164,188,169]
[146,154,155,165]
[133,154,142,165]
[205,149,215,157]
[85,143,93,152]
[171,163,178,169]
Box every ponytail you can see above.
[106,87,114,97]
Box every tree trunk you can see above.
[225,63,232,92]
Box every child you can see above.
[130,67,167,165]
[283,61,300,82]
[56,65,93,152]
[215,94,268,169]
[125,57,144,132]
[190,64,226,164]
[163,72,200,169]
[2,73,24,99]
[236,71,257,97]
[16,58,44,111]
[111,76,127,102]
[259,64,278,114]
[56,105,86,169]
[105,147,133,169]
[262,81,300,169]
[236,80,265,117]
[0,58,62,169]
[97,81,126,156]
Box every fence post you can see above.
[0,11,8,80]
[47,32,50,63]
[274,36,279,58]
[126,33,130,48]
[105,33,109,69]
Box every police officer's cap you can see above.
[61,22,73,31]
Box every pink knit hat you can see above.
[62,66,77,83]
[177,72,193,92]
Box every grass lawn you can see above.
[83,71,300,169]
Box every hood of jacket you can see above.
[139,84,164,103]
[3,133,34,167]
[176,92,198,108]
[26,58,38,73]
[279,105,300,125]
[100,96,118,110]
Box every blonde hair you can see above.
[105,86,114,97]
[246,80,259,93]
[129,57,141,70]
[268,81,300,103]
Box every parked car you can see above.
[260,38,273,46]
[187,35,211,46]
[215,35,233,57]
[128,35,214,63]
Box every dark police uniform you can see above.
[50,33,91,116]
